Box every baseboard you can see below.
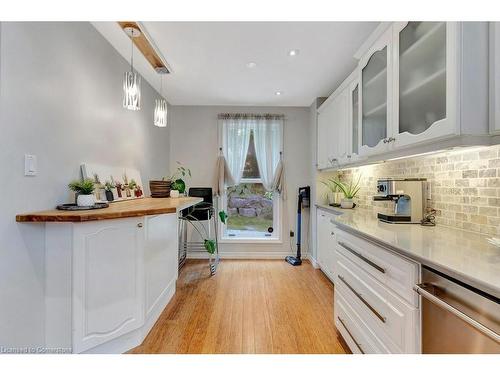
[307,254,320,269]
[187,251,309,260]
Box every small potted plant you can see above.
[321,178,343,206]
[69,179,96,207]
[168,161,191,195]
[328,175,362,209]
[104,181,115,202]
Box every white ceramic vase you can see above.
[340,198,354,209]
[77,194,96,207]
[170,190,180,198]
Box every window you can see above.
[219,115,283,241]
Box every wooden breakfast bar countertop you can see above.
[16,197,203,223]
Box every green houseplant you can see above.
[104,181,115,202]
[167,161,191,194]
[326,175,362,209]
[69,179,96,207]
[321,178,342,206]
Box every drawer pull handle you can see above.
[338,241,385,274]
[337,317,364,354]
[338,275,387,323]
[137,223,143,228]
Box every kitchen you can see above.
[1,1,499,373]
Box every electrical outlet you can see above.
[289,230,294,238]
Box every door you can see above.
[359,27,393,156]
[73,217,144,353]
[332,89,349,164]
[392,22,458,148]
[316,210,335,281]
[490,22,500,134]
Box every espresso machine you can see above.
[373,178,428,224]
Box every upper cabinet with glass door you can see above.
[392,22,457,148]
[359,28,393,156]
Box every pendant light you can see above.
[154,75,168,127]
[123,26,142,111]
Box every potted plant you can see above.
[168,161,191,195]
[104,181,115,202]
[149,177,171,198]
[321,178,343,206]
[69,179,96,207]
[327,175,362,209]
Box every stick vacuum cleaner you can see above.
[285,186,310,266]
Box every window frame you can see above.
[217,119,283,244]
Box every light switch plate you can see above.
[24,154,37,176]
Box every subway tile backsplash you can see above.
[318,145,500,236]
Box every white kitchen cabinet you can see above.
[359,27,393,157]
[333,227,420,354]
[316,209,337,282]
[45,213,180,353]
[317,103,333,169]
[490,22,500,135]
[73,217,145,353]
[391,22,458,148]
[347,76,362,163]
[356,22,489,158]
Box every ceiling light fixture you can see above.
[246,62,257,68]
[288,49,300,56]
[154,75,168,128]
[275,91,282,96]
[123,26,142,111]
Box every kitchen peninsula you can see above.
[16,197,202,354]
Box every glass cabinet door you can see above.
[398,22,446,136]
[351,83,359,156]
[361,46,388,149]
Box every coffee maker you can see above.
[374,178,428,224]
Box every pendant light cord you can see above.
[130,36,134,73]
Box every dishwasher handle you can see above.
[414,283,500,344]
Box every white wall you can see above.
[0,22,170,348]
[169,105,312,258]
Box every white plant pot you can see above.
[77,194,96,207]
[340,198,354,209]
[170,190,179,198]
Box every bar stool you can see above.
[178,187,219,275]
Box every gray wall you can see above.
[0,22,170,347]
[169,105,312,257]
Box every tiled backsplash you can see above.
[317,145,500,235]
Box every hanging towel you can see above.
[213,154,235,197]
[271,159,286,201]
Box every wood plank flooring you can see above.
[129,259,349,354]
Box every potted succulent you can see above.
[69,179,96,207]
[327,175,362,209]
[104,181,115,202]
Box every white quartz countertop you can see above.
[316,204,500,299]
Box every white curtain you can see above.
[223,118,252,186]
[252,118,283,191]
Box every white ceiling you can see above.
[93,22,379,107]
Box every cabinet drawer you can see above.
[335,290,389,354]
[335,228,419,306]
[336,251,419,353]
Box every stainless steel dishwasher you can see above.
[414,266,500,354]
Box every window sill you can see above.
[219,237,283,244]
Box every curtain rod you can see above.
[217,113,285,120]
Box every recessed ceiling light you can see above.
[246,62,257,68]
[288,49,299,56]
[275,91,282,96]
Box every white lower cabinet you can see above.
[45,213,179,353]
[73,217,145,353]
[333,229,420,354]
[316,209,337,282]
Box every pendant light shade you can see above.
[154,98,168,127]
[123,71,141,111]
[123,26,142,111]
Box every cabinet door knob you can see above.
[331,231,335,235]
[137,223,143,228]
[383,138,388,144]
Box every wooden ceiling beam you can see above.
[118,21,171,74]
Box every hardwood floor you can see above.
[129,259,349,354]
